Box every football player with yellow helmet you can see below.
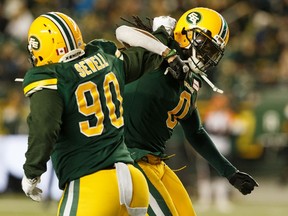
[173,7,229,93]
[174,7,229,74]
[117,7,258,215]
[21,11,188,216]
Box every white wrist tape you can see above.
[152,16,176,35]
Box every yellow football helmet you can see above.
[174,7,229,74]
[27,12,86,67]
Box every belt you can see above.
[140,154,176,165]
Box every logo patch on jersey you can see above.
[184,81,194,94]
[29,36,40,50]
[186,12,201,25]
[193,79,200,91]
[56,47,68,55]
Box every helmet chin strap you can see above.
[59,49,85,63]
[200,73,224,94]
[186,46,208,74]
[184,58,224,94]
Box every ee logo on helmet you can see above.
[186,12,201,25]
[28,36,40,50]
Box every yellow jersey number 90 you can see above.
[75,72,124,137]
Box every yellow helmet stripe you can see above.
[42,12,76,51]
[24,78,58,95]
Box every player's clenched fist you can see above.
[164,49,189,80]
[228,171,259,195]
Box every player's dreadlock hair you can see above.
[120,16,153,33]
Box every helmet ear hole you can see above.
[181,27,187,35]
[39,56,43,61]
[205,30,212,38]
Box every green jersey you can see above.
[123,66,200,159]
[23,39,163,189]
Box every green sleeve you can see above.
[152,26,171,45]
[23,89,63,179]
[85,39,118,56]
[121,26,174,83]
[180,108,237,178]
[121,47,163,83]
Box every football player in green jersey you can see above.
[20,12,188,216]
[117,7,259,216]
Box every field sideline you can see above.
[0,178,287,216]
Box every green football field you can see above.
[0,178,287,216]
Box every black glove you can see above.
[165,50,189,80]
[228,171,259,195]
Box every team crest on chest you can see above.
[184,81,194,94]
[192,79,200,91]
[184,78,200,94]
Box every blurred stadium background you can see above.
[0,0,287,215]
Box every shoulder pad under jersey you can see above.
[85,39,120,58]
[23,65,58,97]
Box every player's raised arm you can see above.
[116,25,189,80]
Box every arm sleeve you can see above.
[180,108,237,178]
[23,89,63,179]
[116,25,169,56]
[118,26,172,83]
